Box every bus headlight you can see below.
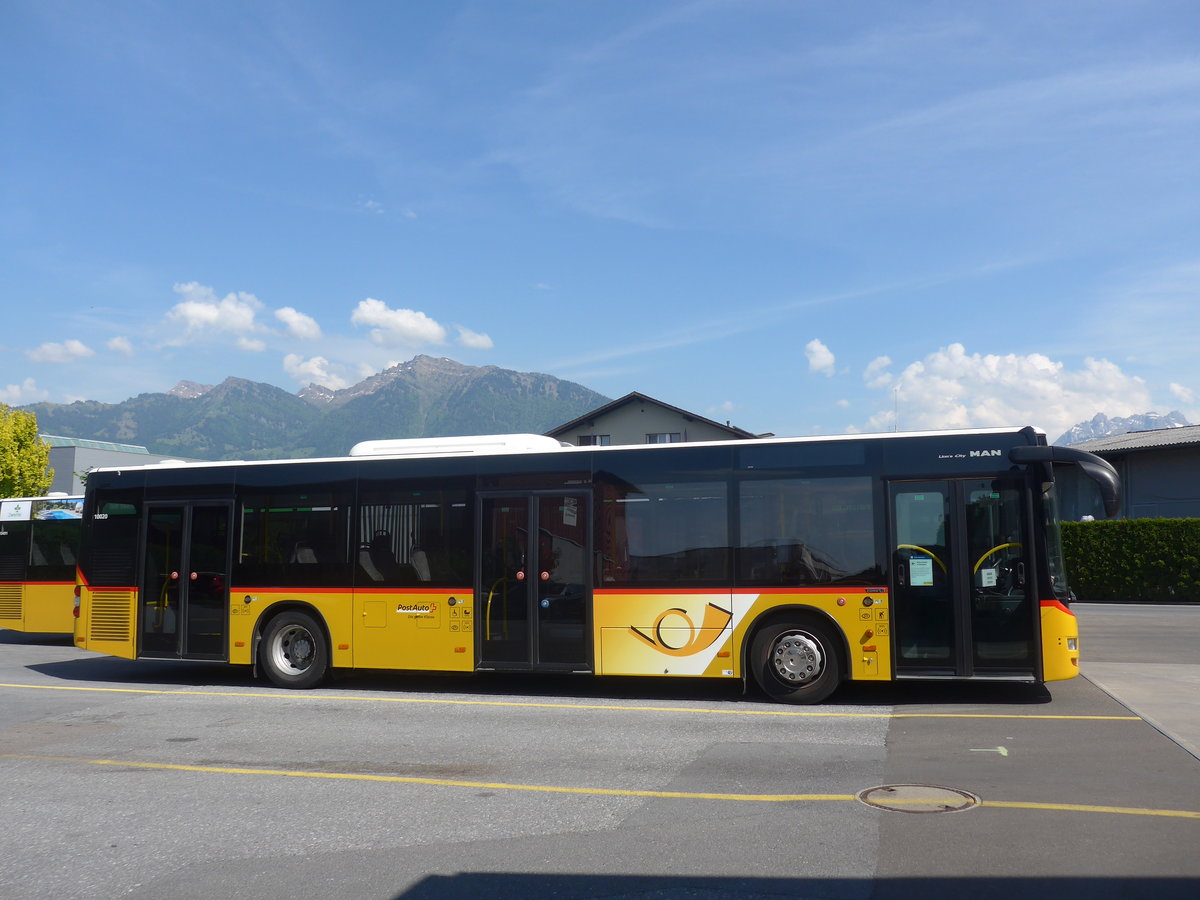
[1067,638,1078,651]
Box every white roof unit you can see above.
[349,433,567,458]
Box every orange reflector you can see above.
[337,644,350,651]
[454,647,467,653]
[717,650,730,658]
[234,641,245,648]
[863,645,877,652]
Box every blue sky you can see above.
[4,0,1199,443]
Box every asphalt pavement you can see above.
[1,603,1197,899]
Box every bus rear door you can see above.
[889,479,1035,679]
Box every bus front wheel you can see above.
[750,620,841,704]
[261,610,329,689]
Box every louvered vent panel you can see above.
[0,555,24,580]
[0,584,21,620]
[89,590,133,642]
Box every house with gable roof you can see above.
[546,392,761,447]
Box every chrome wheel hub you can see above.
[771,632,823,684]
[276,626,314,672]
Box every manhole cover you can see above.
[857,784,980,814]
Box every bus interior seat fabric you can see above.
[290,542,318,564]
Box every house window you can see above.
[579,434,611,446]
[646,433,682,444]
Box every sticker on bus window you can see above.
[910,557,934,586]
[980,568,997,588]
[1,500,32,522]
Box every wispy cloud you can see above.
[283,353,350,390]
[276,307,322,341]
[27,339,94,364]
[455,325,493,350]
[351,298,447,346]
[1,378,47,404]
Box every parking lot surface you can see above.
[1,603,1197,899]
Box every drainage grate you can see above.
[857,784,980,814]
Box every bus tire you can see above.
[750,619,841,704]
[260,610,329,689]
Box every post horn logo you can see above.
[629,603,733,657]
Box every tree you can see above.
[0,404,52,498]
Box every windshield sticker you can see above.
[910,557,934,587]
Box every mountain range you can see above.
[23,357,1186,459]
[22,356,610,460]
[1054,410,1191,446]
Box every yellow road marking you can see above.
[981,800,1200,819]
[3,754,851,803]
[0,682,1141,722]
[5,753,1198,819]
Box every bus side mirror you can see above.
[1009,445,1121,519]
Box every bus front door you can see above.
[140,502,232,660]
[478,492,591,670]
[889,480,1034,678]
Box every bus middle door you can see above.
[140,502,232,660]
[478,492,591,671]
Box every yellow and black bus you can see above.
[1,494,85,634]
[73,427,1118,703]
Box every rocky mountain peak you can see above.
[1055,410,1191,446]
[167,380,214,399]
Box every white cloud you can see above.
[283,353,351,390]
[351,298,447,346]
[166,282,263,345]
[455,325,494,349]
[106,336,135,356]
[1169,382,1194,404]
[27,339,95,364]
[805,338,835,376]
[276,307,322,340]
[707,400,736,418]
[0,378,47,403]
[863,343,1153,439]
[863,355,893,388]
[237,337,267,352]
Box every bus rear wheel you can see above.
[261,610,328,689]
[750,620,841,704]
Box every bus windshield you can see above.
[1042,485,1072,603]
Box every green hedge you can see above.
[1062,518,1200,603]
